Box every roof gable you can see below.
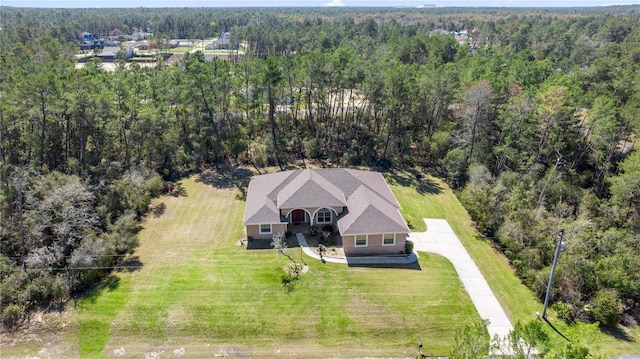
[243,171,295,225]
[277,169,346,209]
[337,185,409,235]
[243,199,279,224]
[344,169,400,208]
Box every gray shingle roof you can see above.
[277,169,346,209]
[337,185,409,235]
[242,171,294,224]
[242,169,409,235]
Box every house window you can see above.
[382,233,396,246]
[259,224,272,234]
[317,209,331,224]
[355,234,368,247]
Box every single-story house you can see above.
[97,46,121,61]
[97,46,133,62]
[242,168,409,256]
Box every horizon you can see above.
[2,0,640,8]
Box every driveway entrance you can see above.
[409,218,513,352]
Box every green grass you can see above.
[77,277,131,356]
[74,174,481,358]
[388,171,539,322]
[388,170,639,356]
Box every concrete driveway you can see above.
[409,218,513,349]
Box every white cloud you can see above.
[325,0,346,6]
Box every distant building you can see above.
[417,4,435,8]
[205,32,233,50]
[119,31,149,42]
[78,32,106,51]
[79,41,94,51]
[455,30,469,45]
[97,46,119,61]
[97,46,133,62]
[81,32,94,41]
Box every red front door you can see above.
[292,209,305,224]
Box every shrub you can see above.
[51,277,68,303]
[1,304,23,327]
[405,240,414,254]
[309,226,318,236]
[562,343,590,359]
[108,211,139,255]
[145,174,164,197]
[552,301,575,323]
[24,276,55,303]
[322,224,334,234]
[592,289,623,327]
[0,271,28,308]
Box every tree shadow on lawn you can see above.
[73,256,143,307]
[115,255,144,273]
[151,202,166,217]
[76,274,122,307]
[542,317,571,342]
[386,169,442,195]
[197,165,253,199]
[600,325,636,342]
[169,182,188,197]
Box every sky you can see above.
[1,0,639,8]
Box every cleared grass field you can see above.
[75,172,481,358]
[5,168,636,358]
[388,170,639,356]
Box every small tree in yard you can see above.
[449,319,490,359]
[271,233,304,291]
[493,320,550,358]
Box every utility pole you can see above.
[542,229,564,319]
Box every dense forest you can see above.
[0,5,639,331]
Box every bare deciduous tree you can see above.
[271,233,301,279]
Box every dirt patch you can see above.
[0,309,78,359]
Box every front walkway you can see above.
[409,218,513,351]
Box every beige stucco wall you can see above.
[246,223,288,240]
[343,233,407,256]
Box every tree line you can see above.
[1,6,639,328]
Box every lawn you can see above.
[387,169,640,356]
[74,172,481,358]
[6,168,636,358]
